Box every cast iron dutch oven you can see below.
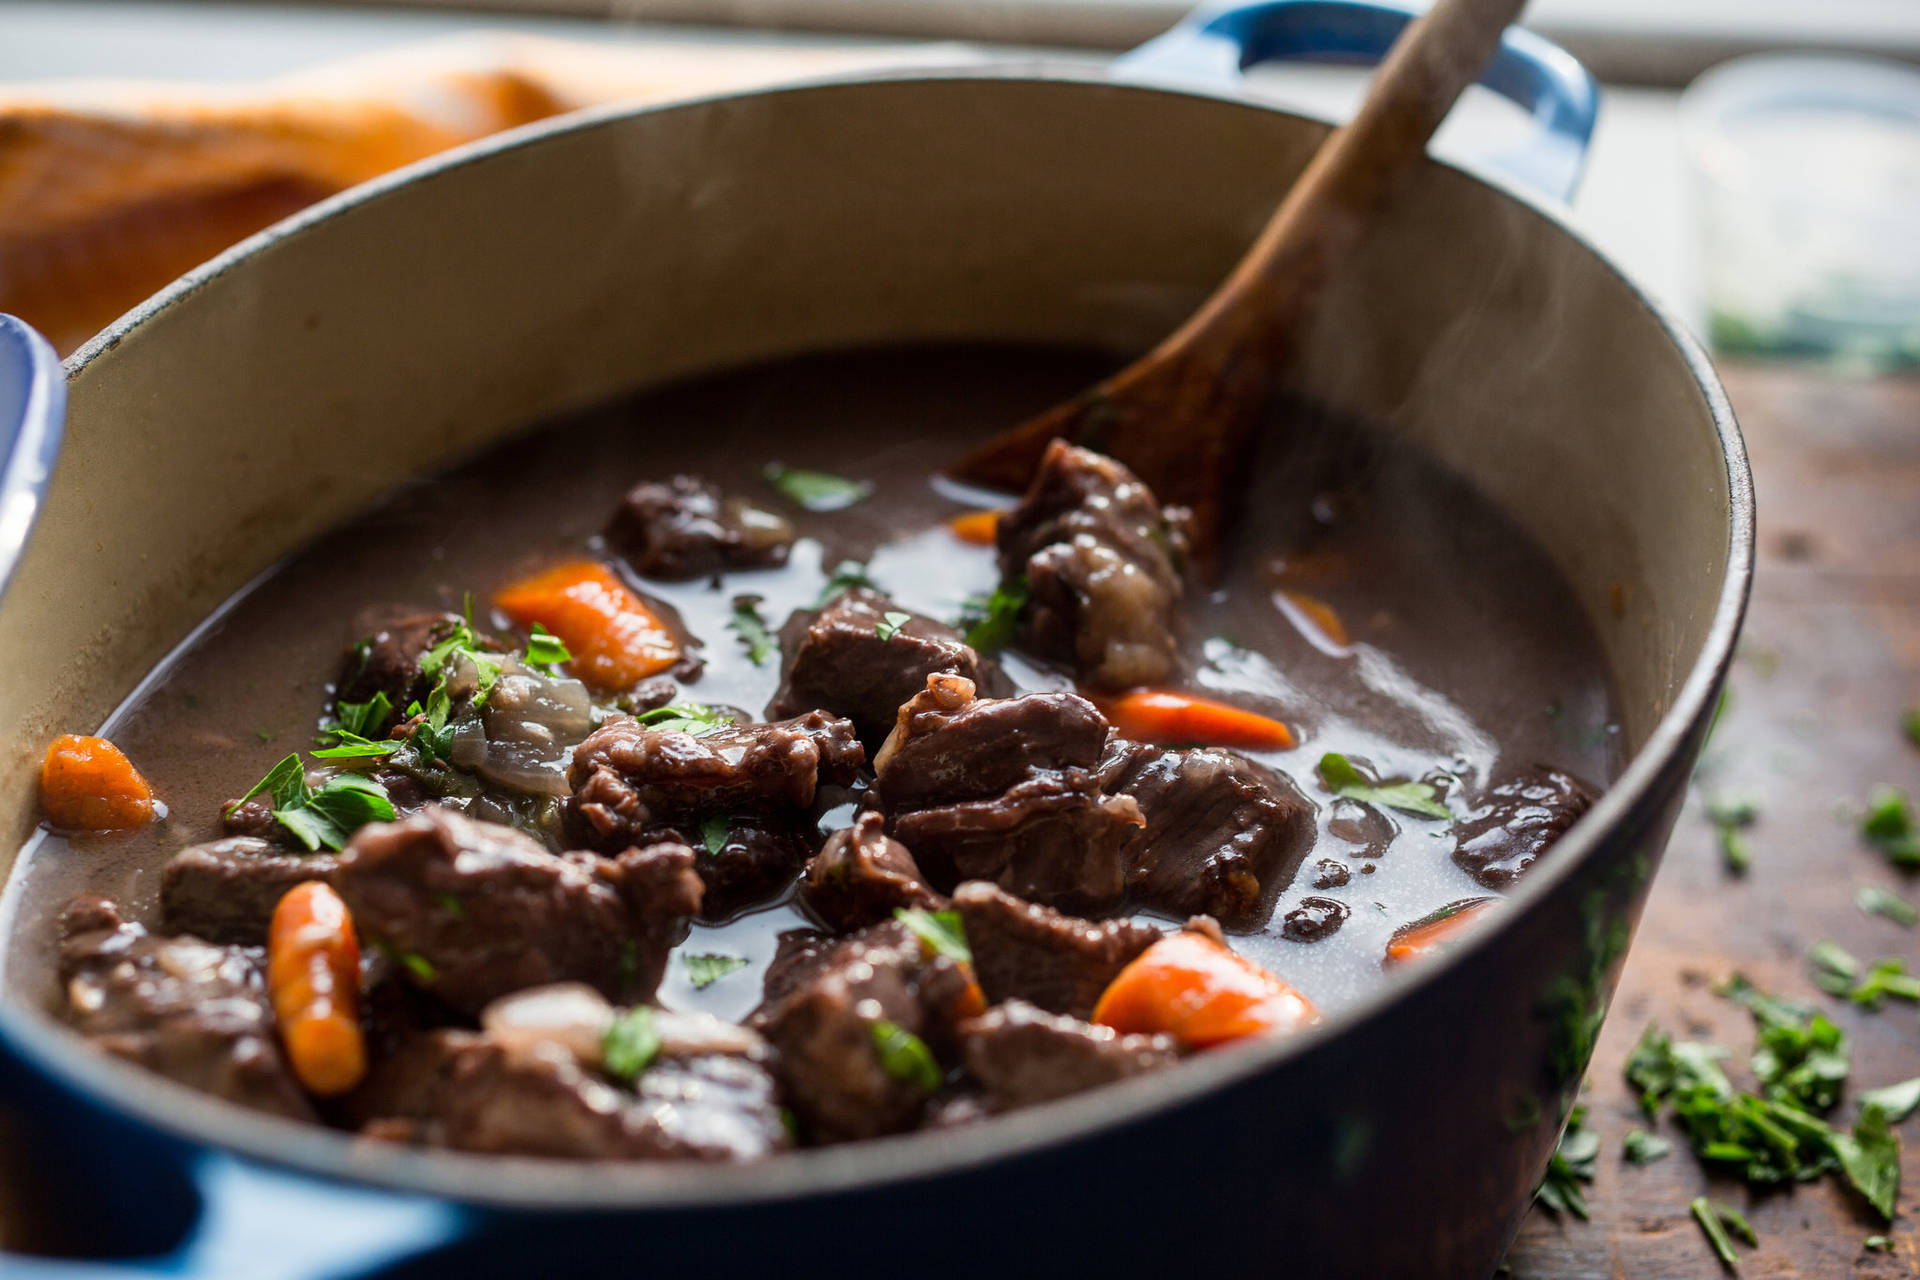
[0,2,1750,1275]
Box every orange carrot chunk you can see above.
[38,734,157,832]
[268,882,367,1097]
[1280,590,1350,648]
[1093,930,1319,1049]
[495,560,680,693]
[948,510,1001,545]
[1097,689,1294,751]
[1383,897,1501,969]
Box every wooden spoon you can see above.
[948,0,1531,565]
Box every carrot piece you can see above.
[494,560,680,692]
[1093,930,1319,1049]
[38,734,156,832]
[947,510,1000,545]
[1383,897,1501,969]
[268,882,367,1097]
[1280,590,1350,648]
[1097,689,1294,751]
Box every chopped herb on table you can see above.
[1317,752,1452,821]
[683,953,749,989]
[1691,1197,1755,1269]
[1904,708,1920,750]
[1865,1234,1893,1252]
[1861,785,1920,867]
[1705,791,1759,873]
[1622,1127,1672,1164]
[763,462,872,512]
[1856,885,1918,928]
[1534,1105,1598,1218]
[1810,941,1920,1009]
[727,595,777,666]
[958,578,1028,653]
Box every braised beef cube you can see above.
[961,1000,1178,1109]
[56,897,312,1120]
[995,441,1185,689]
[1280,896,1349,943]
[567,711,863,852]
[873,680,1110,808]
[952,881,1159,1019]
[689,817,815,922]
[334,607,473,713]
[801,811,944,933]
[765,589,988,748]
[1452,766,1596,888]
[357,1030,788,1161]
[334,808,701,1014]
[606,475,794,581]
[160,837,337,945]
[1104,742,1314,927]
[751,920,975,1143]
[220,795,284,842]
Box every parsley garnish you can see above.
[1856,885,1918,928]
[602,1006,662,1083]
[728,595,777,666]
[635,702,735,736]
[1316,753,1452,821]
[1866,1234,1893,1252]
[1705,791,1758,874]
[895,907,970,964]
[1861,1077,1920,1123]
[1690,1198,1753,1269]
[1833,1103,1900,1219]
[1621,1127,1671,1164]
[763,462,872,512]
[230,754,395,851]
[310,731,402,760]
[1861,785,1920,866]
[1534,1105,1597,1218]
[869,1019,941,1092]
[683,953,749,989]
[958,578,1028,653]
[524,623,572,669]
[1904,708,1920,750]
[397,950,438,983]
[817,560,876,606]
[1810,941,1920,1009]
[330,691,394,739]
[699,815,730,857]
[875,610,911,642]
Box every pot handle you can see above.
[1115,0,1598,203]
[0,315,66,601]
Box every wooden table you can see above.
[1506,363,1920,1278]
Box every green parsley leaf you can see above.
[1904,708,1920,750]
[869,1019,941,1092]
[602,1006,662,1083]
[1859,1076,1920,1124]
[1832,1103,1901,1220]
[895,907,970,964]
[1621,1127,1672,1164]
[1865,1234,1893,1252]
[763,462,872,512]
[683,953,749,989]
[397,950,438,983]
[331,692,394,739]
[1690,1197,1747,1268]
[1706,791,1759,873]
[235,753,310,810]
[275,773,396,852]
[1535,1105,1598,1219]
[1856,884,1919,927]
[700,815,731,858]
[958,578,1028,653]
[309,731,402,760]
[524,623,572,668]
[1317,752,1452,821]
[1862,785,1920,867]
[817,560,877,606]
[634,702,735,736]
[1849,958,1920,1010]
[1809,940,1861,996]
[727,596,777,667]
[875,610,911,642]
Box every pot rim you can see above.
[18,59,1753,1210]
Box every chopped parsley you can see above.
[1705,791,1759,874]
[1534,1105,1597,1218]
[1866,1234,1893,1252]
[1861,785,1920,866]
[310,730,403,760]
[1316,753,1452,821]
[634,702,735,736]
[683,952,749,989]
[230,754,395,852]
[419,611,504,706]
[699,814,731,857]
[1833,1103,1901,1219]
[330,691,394,739]
[895,907,970,964]
[397,950,438,983]
[869,1019,941,1092]
[602,1006,662,1083]
[875,610,911,642]
[958,578,1028,653]
[764,463,873,512]
[1809,940,1860,996]
[1621,1127,1671,1164]
[1690,1198,1754,1268]
[1856,885,1918,928]
[1810,941,1920,1009]
[817,560,877,605]
[523,623,572,670]
[1904,708,1920,750]
[1860,1077,1920,1123]
[728,596,777,666]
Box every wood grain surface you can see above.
[1505,362,1920,1278]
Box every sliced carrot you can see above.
[1280,590,1350,648]
[1093,930,1319,1049]
[38,735,156,832]
[268,882,366,1097]
[947,510,1000,545]
[495,560,680,693]
[1383,897,1501,969]
[1097,689,1294,751]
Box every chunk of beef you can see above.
[1101,741,1314,927]
[334,607,469,711]
[871,678,1142,914]
[801,811,943,933]
[1451,766,1596,888]
[765,589,990,748]
[356,1029,787,1161]
[56,897,311,1119]
[220,795,283,841]
[605,475,794,581]
[961,1000,1178,1109]
[333,808,701,1014]
[685,817,815,922]
[567,711,863,852]
[160,836,337,945]
[995,440,1185,689]
[952,881,1159,1020]
[751,921,976,1143]
[1280,896,1349,943]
